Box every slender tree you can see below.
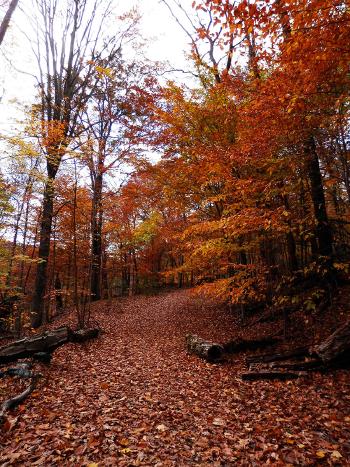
[0,0,19,45]
[29,0,116,327]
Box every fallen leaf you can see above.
[331,451,342,459]
[212,418,225,426]
[156,424,167,432]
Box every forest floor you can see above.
[0,289,350,466]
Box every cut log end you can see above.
[186,334,224,362]
[207,344,224,361]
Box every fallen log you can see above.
[312,320,350,364]
[270,359,323,371]
[186,334,224,362]
[241,370,303,381]
[223,336,281,354]
[246,346,309,365]
[0,327,100,364]
[0,327,70,364]
[70,328,99,343]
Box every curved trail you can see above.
[1,290,349,465]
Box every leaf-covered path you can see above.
[1,290,350,465]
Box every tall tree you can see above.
[29,0,117,327]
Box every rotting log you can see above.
[243,321,350,381]
[186,334,224,362]
[70,328,99,343]
[312,320,350,364]
[270,359,323,371]
[0,327,70,364]
[246,346,309,366]
[241,371,303,381]
[0,327,100,364]
[223,336,281,354]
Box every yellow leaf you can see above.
[119,438,129,446]
[120,448,131,455]
[88,463,99,467]
[316,451,326,458]
[331,451,342,459]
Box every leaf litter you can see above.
[0,289,349,465]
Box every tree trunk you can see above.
[90,173,103,301]
[305,136,333,257]
[0,0,19,45]
[31,169,57,328]
[55,273,63,310]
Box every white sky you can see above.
[0,0,192,138]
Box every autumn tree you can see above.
[131,0,350,313]
[27,0,131,327]
[78,17,156,301]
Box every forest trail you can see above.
[1,290,350,465]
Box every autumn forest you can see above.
[0,0,350,465]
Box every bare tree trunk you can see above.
[72,172,81,328]
[129,251,135,297]
[0,0,19,45]
[19,195,31,290]
[90,172,103,301]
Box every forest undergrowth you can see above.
[1,289,349,466]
